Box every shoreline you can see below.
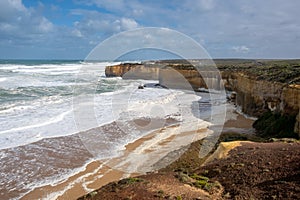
[23,102,252,199]
[22,120,211,199]
[77,102,300,199]
[1,60,297,199]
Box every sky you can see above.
[0,0,299,59]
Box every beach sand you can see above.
[222,110,255,133]
[20,121,209,199]
[20,103,253,200]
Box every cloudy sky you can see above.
[0,0,299,59]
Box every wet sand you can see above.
[222,104,255,133]
[20,120,209,199]
[22,104,252,200]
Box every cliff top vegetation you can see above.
[152,59,300,84]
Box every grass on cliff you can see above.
[217,59,300,84]
[159,59,300,84]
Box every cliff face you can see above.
[159,68,223,91]
[105,63,300,136]
[222,72,300,115]
[105,63,159,80]
[158,68,299,135]
[222,72,300,136]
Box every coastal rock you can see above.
[222,72,300,137]
[159,68,223,91]
[104,61,300,136]
[105,63,159,80]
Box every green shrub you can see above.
[253,111,298,139]
[118,177,144,185]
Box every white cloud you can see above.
[0,0,54,40]
[197,0,215,10]
[0,0,25,21]
[75,0,126,11]
[94,0,125,11]
[120,18,138,30]
[0,23,15,32]
[71,9,139,37]
[132,9,143,16]
[72,29,83,37]
[232,45,250,53]
[1,0,300,59]
[183,0,216,11]
[37,17,54,32]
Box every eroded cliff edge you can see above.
[105,60,300,137]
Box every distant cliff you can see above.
[105,63,159,80]
[105,60,300,137]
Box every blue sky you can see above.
[0,0,299,59]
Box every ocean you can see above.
[0,60,219,199]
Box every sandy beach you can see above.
[18,101,252,200]
[21,125,210,199]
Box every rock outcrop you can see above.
[222,72,300,137]
[158,67,223,91]
[105,61,300,136]
[105,63,159,80]
[222,72,300,116]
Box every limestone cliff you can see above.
[105,61,300,136]
[222,72,300,136]
[105,63,159,80]
[222,72,300,116]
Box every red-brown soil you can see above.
[79,139,300,200]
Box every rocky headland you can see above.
[105,59,300,138]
